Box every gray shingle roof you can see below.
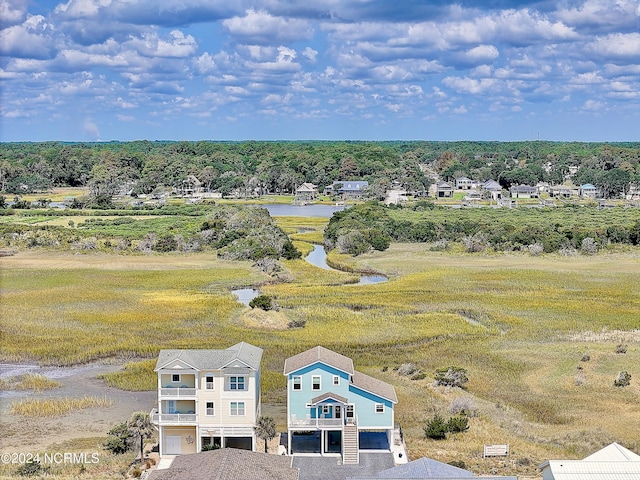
[283,346,354,375]
[374,456,473,478]
[352,371,398,403]
[148,448,299,480]
[155,342,263,371]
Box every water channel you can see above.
[232,203,387,305]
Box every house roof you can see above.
[284,346,354,375]
[374,456,474,478]
[540,442,640,480]
[483,179,502,190]
[436,181,453,188]
[155,342,263,371]
[352,371,398,403]
[584,443,640,462]
[296,183,318,192]
[510,184,537,192]
[311,392,349,405]
[580,183,597,189]
[148,448,299,480]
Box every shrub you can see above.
[411,372,427,381]
[580,353,590,362]
[249,295,273,311]
[434,366,468,388]
[397,363,420,376]
[336,231,370,256]
[448,460,467,469]
[528,243,544,256]
[448,397,476,416]
[429,239,449,251]
[462,233,487,252]
[423,414,448,440]
[16,460,48,477]
[287,319,307,329]
[614,371,631,387]
[281,240,302,259]
[104,421,131,454]
[615,344,627,354]
[447,415,469,433]
[580,237,598,255]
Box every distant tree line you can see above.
[1,141,639,198]
[324,203,640,255]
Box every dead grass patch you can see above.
[241,308,290,329]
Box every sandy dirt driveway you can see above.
[0,362,157,453]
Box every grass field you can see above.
[1,218,639,476]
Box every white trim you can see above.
[333,375,340,386]
[230,401,246,416]
[292,376,302,390]
[312,375,321,391]
[375,403,384,414]
[206,402,215,416]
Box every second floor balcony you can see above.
[159,386,197,397]
[151,408,197,425]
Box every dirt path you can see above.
[0,362,156,452]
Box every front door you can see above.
[165,436,181,454]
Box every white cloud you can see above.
[193,52,216,74]
[0,0,27,26]
[587,33,640,63]
[302,47,318,62]
[0,14,53,58]
[442,76,498,95]
[223,9,312,44]
[83,118,101,140]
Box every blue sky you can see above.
[1,0,639,142]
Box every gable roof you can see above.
[148,448,299,480]
[583,443,640,462]
[296,183,318,192]
[284,346,354,375]
[374,456,474,478]
[483,179,502,190]
[352,371,398,403]
[311,392,349,405]
[540,442,640,480]
[436,181,453,189]
[332,180,369,191]
[155,342,263,372]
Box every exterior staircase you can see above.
[342,424,359,464]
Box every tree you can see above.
[104,421,131,455]
[127,411,154,461]
[249,295,273,310]
[255,415,277,453]
[423,414,448,440]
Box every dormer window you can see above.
[230,376,245,391]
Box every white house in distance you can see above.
[540,442,640,480]
[151,342,263,456]
[284,346,398,465]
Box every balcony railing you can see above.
[151,409,197,424]
[160,387,197,397]
[289,416,344,428]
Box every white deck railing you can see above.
[289,416,343,428]
[151,409,197,424]
[159,387,197,397]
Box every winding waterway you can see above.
[232,203,386,305]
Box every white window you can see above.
[312,375,321,391]
[171,374,180,383]
[206,402,215,416]
[375,403,384,414]
[346,405,354,418]
[322,405,330,415]
[293,376,301,390]
[230,402,245,416]
[333,375,339,386]
[206,376,214,390]
[230,376,245,391]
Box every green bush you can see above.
[434,366,468,388]
[249,295,273,311]
[446,415,469,433]
[423,414,448,440]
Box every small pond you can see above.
[232,288,260,306]
[263,204,346,218]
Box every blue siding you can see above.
[288,362,393,429]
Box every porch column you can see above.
[158,426,163,457]
[321,429,325,455]
[288,430,292,455]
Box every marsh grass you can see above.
[10,396,114,417]
[98,359,157,391]
[2,241,639,468]
[0,373,62,392]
